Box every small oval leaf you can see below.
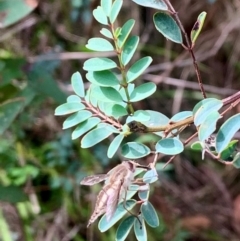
[153,12,182,44]
[121,36,139,66]
[117,19,135,48]
[191,12,207,45]
[134,215,147,241]
[155,138,184,155]
[81,126,113,148]
[72,117,101,140]
[83,58,117,71]
[86,38,114,51]
[130,82,156,102]
[216,113,240,153]
[141,201,159,228]
[121,142,151,159]
[116,216,135,241]
[110,0,123,23]
[143,169,158,184]
[93,6,108,25]
[98,200,137,232]
[100,28,113,39]
[131,0,167,10]
[55,102,85,116]
[63,110,92,129]
[71,72,85,97]
[107,134,124,158]
[126,57,152,83]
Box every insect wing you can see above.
[105,181,122,221]
[80,174,108,186]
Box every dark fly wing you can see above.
[80,174,108,186]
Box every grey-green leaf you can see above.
[83,58,117,71]
[101,0,112,16]
[143,169,158,184]
[121,142,151,159]
[141,201,159,228]
[130,82,156,102]
[93,6,108,25]
[63,110,92,129]
[107,134,124,158]
[55,102,85,116]
[198,111,221,142]
[155,138,184,155]
[100,28,113,39]
[117,19,135,48]
[67,95,81,103]
[99,200,137,232]
[86,70,119,87]
[71,72,85,97]
[134,215,147,241]
[126,57,152,83]
[131,0,167,10]
[91,86,123,103]
[121,36,139,66]
[216,113,240,153]
[110,0,123,24]
[72,117,101,140]
[116,216,135,241]
[153,12,182,44]
[81,125,113,148]
[86,38,114,51]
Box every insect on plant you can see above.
[80,161,150,227]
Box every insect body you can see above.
[80,161,146,227]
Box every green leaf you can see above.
[67,95,81,102]
[127,110,150,122]
[155,138,184,155]
[91,86,123,103]
[232,153,240,169]
[116,216,135,241]
[142,110,169,137]
[0,185,28,203]
[104,103,128,118]
[191,141,203,151]
[0,98,25,135]
[55,102,85,116]
[143,169,158,184]
[194,98,222,126]
[153,12,182,44]
[100,28,113,39]
[86,37,114,51]
[131,0,167,10]
[117,19,135,48]
[63,110,92,129]
[93,6,108,25]
[141,201,159,228]
[191,12,207,45]
[121,142,151,159]
[98,123,120,133]
[138,188,150,201]
[198,111,221,142]
[130,82,156,102]
[171,111,193,121]
[110,0,123,24]
[0,0,38,28]
[107,134,124,158]
[83,58,117,71]
[99,200,137,232]
[134,215,147,241]
[216,113,240,153]
[71,72,85,97]
[126,57,152,83]
[121,36,139,66]
[101,0,112,16]
[81,125,113,148]
[72,117,101,140]
[220,140,238,161]
[86,70,119,87]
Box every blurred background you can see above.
[0,0,240,240]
